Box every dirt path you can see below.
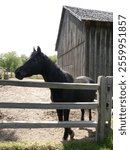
[0,78,96,143]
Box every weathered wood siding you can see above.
[85,22,113,81]
[57,9,86,77]
[57,9,113,81]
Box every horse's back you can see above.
[73,76,96,102]
[74,76,94,83]
[51,75,96,102]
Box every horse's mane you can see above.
[31,47,74,83]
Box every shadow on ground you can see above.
[0,129,18,141]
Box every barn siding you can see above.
[57,8,113,81]
[57,10,85,56]
[59,42,86,77]
[85,22,113,81]
[57,9,86,77]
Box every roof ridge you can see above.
[64,5,113,22]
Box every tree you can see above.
[19,54,28,65]
[0,51,28,78]
[0,54,5,68]
[3,52,19,71]
[49,55,57,63]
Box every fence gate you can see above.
[0,76,113,141]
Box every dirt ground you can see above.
[0,78,96,143]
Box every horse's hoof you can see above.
[63,135,68,141]
[63,137,68,141]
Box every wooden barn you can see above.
[55,6,113,81]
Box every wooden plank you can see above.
[95,23,101,82]
[0,102,98,109]
[90,25,95,80]
[85,22,90,78]
[105,76,113,135]
[109,29,113,76]
[97,76,107,141]
[0,80,99,90]
[94,27,97,81]
[104,29,107,75]
[0,120,97,128]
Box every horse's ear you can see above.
[37,46,41,53]
[33,47,36,52]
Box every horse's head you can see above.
[15,46,44,80]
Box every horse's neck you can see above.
[41,61,65,82]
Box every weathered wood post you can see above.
[105,76,113,135]
[97,76,113,141]
[97,76,107,141]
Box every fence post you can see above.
[97,76,107,141]
[105,76,113,135]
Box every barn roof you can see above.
[55,6,113,51]
[64,6,113,22]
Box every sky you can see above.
[0,0,127,56]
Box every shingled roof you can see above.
[55,6,113,51]
[64,6,113,22]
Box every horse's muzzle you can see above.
[15,67,25,80]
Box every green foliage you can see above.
[98,129,113,150]
[20,54,28,65]
[49,55,57,63]
[0,51,28,73]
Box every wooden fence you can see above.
[0,76,113,141]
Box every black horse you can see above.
[15,46,96,140]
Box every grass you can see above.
[0,130,113,150]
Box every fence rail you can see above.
[0,76,113,141]
[0,102,98,109]
[0,121,97,128]
[0,80,99,90]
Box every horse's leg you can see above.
[56,109,68,140]
[63,109,75,140]
[81,109,85,121]
[89,109,92,121]
[56,109,63,121]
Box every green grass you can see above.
[0,131,113,150]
